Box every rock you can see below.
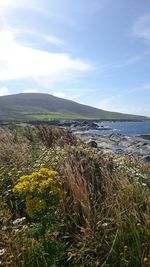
[138,135,150,140]
[74,127,150,159]
[109,133,123,142]
[86,140,98,148]
[115,149,125,155]
[142,155,150,162]
[81,121,99,129]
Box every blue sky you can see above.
[0,0,150,116]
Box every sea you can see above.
[83,121,150,136]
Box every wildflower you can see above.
[13,168,60,195]
[102,223,108,227]
[13,217,26,225]
[13,168,62,217]
[26,196,46,216]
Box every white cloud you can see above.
[95,95,144,115]
[94,95,149,116]
[44,34,65,46]
[0,86,10,96]
[94,97,115,111]
[53,92,66,98]
[0,0,75,29]
[0,0,36,24]
[0,30,92,82]
[0,0,36,10]
[132,14,150,44]
[144,84,150,89]
[53,91,79,100]
[23,89,39,93]
[95,97,113,110]
[9,27,66,47]
[0,0,47,32]
[110,106,149,116]
[0,0,17,8]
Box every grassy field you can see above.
[1,112,147,122]
[26,113,147,121]
[27,112,91,120]
[0,125,150,267]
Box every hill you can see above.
[0,93,147,121]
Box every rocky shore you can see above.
[73,131,150,161]
[53,119,150,161]
[3,119,150,161]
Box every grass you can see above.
[20,113,147,121]
[0,125,150,267]
[27,112,91,120]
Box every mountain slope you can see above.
[0,93,147,121]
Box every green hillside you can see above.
[0,93,147,121]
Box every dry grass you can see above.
[58,146,150,266]
[0,126,149,267]
[0,128,30,167]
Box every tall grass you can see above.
[0,126,149,266]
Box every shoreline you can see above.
[0,119,150,161]
[73,131,150,161]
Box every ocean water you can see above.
[86,121,150,136]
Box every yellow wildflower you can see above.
[13,168,62,217]
[13,168,60,195]
[26,196,46,216]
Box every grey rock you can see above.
[86,140,98,148]
[142,155,150,162]
[138,135,150,140]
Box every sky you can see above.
[0,0,150,116]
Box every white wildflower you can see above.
[13,217,26,225]
[102,223,108,227]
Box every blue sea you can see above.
[85,121,150,136]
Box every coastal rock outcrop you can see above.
[74,132,150,160]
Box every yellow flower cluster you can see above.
[13,168,59,195]
[26,196,46,216]
[13,168,61,216]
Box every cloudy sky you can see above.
[0,0,150,116]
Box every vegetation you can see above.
[0,125,150,267]
[0,93,147,121]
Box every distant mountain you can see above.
[0,93,147,121]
